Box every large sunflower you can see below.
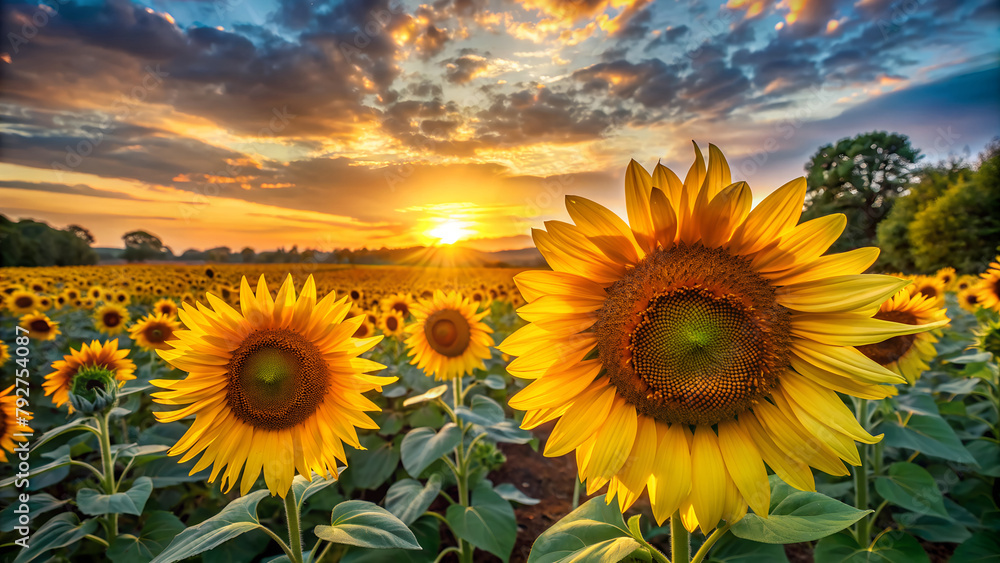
[856,290,948,384]
[19,311,61,341]
[43,340,137,413]
[94,303,130,335]
[1,385,32,462]
[152,275,393,498]
[499,144,947,533]
[976,256,1000,312]
[405,290,494,381]
[128,313,181,351]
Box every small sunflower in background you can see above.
[380,309,406,338]
[935,267,956,289]
[405,290,494,381]
[353,318,376,339]
[43,340,136,413]
[8,290,39,315]
[958,286,982,313]
[499,144,946,532]
[87,286,103,301]
[0,385,32,462]
[153,298,179,318]
[857,290,949,384]
[469,288,492,311]
[908,275,946,307]
[36,296,53,311]
[0,342,9,369]
[19,311,61,341]
[152,275,393,498]
[113,290,131,306]
[63,287,81,301]
[94,303,130,335]
[383,292,414,318]
[348,288,364,302]
[976,256,1000,312]
[128,313,181,351]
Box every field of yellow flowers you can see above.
[3,149,1000,563]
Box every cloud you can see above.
[0,180,155,201]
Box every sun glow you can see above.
[427,221,473,245]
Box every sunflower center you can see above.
[146,326,166,343]
[385,316,399,332]
[597,245,791,425]
[424,309,471,357]
[392,302,409,316]
[104,312,121,327]
[919,286,938,299]
[29,319,51,333]
[225,329,330,431]
[857,310,917,365]
[14,296,32,308]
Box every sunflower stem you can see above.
[285,494,304,563]
[690,523,730,563]
[452,376,473,563]
[96,412,118,541]
[670,512,689,563]
[854,398,871,545]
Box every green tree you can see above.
[908,149,1000,272]
[67,224,96,244]
[0,215,98,266]
[122,230,166,262]
[803,131,921,252]
[877,159,971,272]
[240,247,256,263]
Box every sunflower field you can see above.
[3,147,1000,563]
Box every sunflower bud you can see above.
[974,318,1000,359]
[68,366,119,415]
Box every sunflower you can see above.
[405,290,494,381]
[87,286,104,300]
[469,288,492,310]
[976,256,1000,312]
[0,342,9,369]
[7,290,39,315]
[857,290,948,384]
[958,286,981,313]
[19,311,61,341]
[113,290,131,305]
[348,288,364,302]
[94,303,130,335]
[353,318,376,339]
[935,267,956,289]
[908,275,945,308]
[128,313,181,351]
[0,385,32,463]
[380,309,406,338]
[153,298,179,318]
[499,144,946,532]
[152,275,393,498]
[43,340,136,413]
[382,292,414,318]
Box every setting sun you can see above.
[426,220,473,245]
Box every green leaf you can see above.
[400,424,462,478]
[814,531,929,563]
[892,511,971,544]
[29,418,94,451]
[0,451,71,488]
[12,513,98,563]
[494,483,540,505]
[527,495,638,563]
[731,477,870,544]
[880,394,976,464]
[385,475,443,526]
[151,489,270,563]
[706,534,790,563]
[951,532,1000,562]
[291,471,340,510]
[402,384,448,407]
[314,500,421,550]
[966,439,1000,477]
[479,420,534,444]
[77,477,153,516]
[874,462,948,518]
[116,444,170,459]
[456,395,505,426]
[483,374,506,389]
[0,493,69,533]
[108,511,186,563]
[446,480,517,562]
[340,515,440,563]
[947,352,993,364]
[347,435,399,490]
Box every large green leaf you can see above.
[291,471,340,510]
[731,477,870,544]
[892,511,971,544]
[874,462,948,518]
[12,513,98,563]
[706,534,790,563]
[0,450,71,488]
[29,418,95,451]
[527,495,639,563]
[0,493,69,533]
[400,424,462,478]
[879,395,976,463]
[77,477,153,516]
[814,531,929,563]
[346,435,400,490]
[314,500,421,550]
[966,439,1000,477]
[108,511,186,563]
[951,532,1000,562]
[456,395,506,426]
[385,474,443,526]
[340,515,440,563]
[446,480,518,562]
[494,483,540,505]
[151,489,270,563]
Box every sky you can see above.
[1,0,998,253]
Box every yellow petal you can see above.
[742,413,816,492]
[776,275,910,315]
[587,398,637,480]
[718,419,770,517]
[690,425,726,533]
[790,314,949,347]
[625,159,656,253]
[648,423,692,525]
[545,382,615,457]
[700,181,752,248]
[565,196,641,265]
[728,177,806,255]
[649,187,678,248]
